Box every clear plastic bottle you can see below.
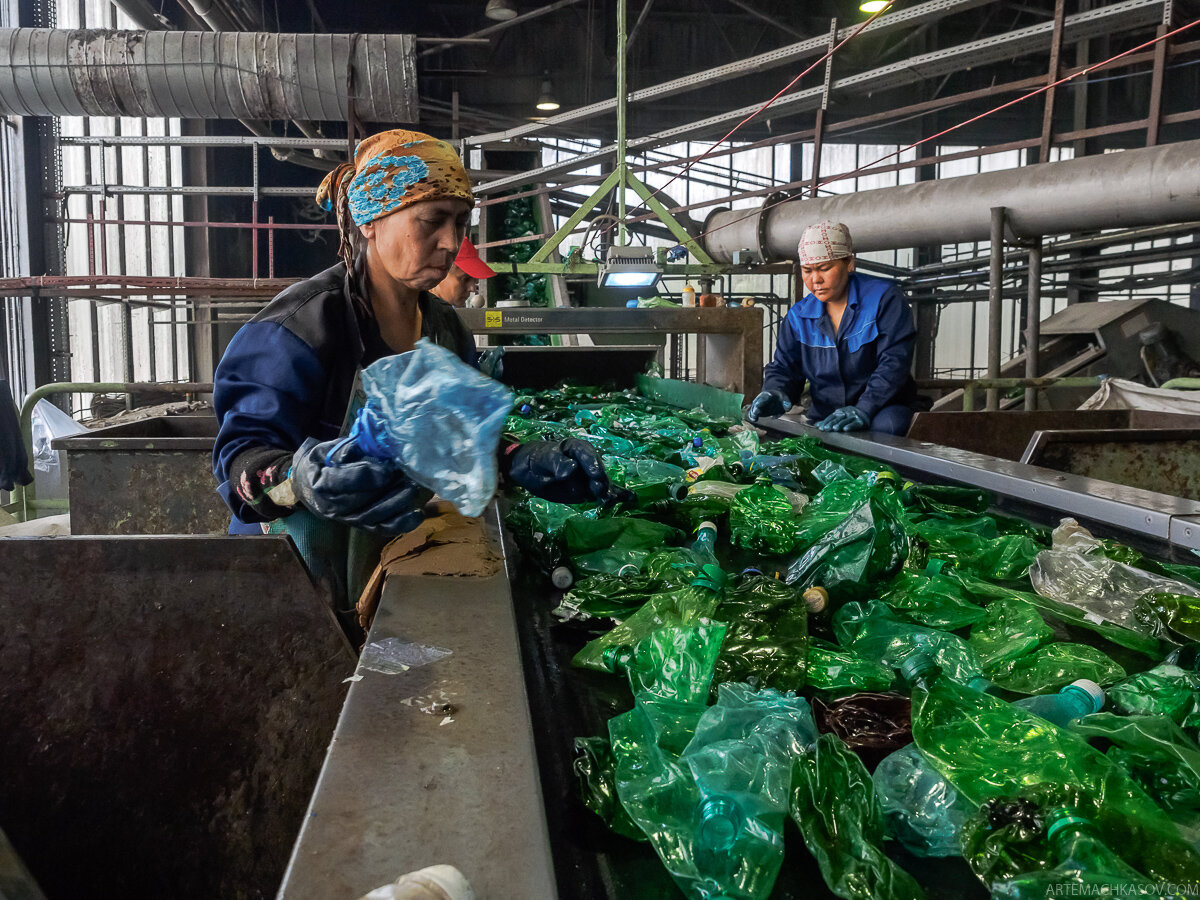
[1013,679,1104,728]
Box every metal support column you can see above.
[615,0,628,246]
[986,206,1006,411]
[1147,1,1173,146]
[1024,237,1042,411]
[809,18,837,199]
[1038,0,1065,163]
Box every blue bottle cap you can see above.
[692,436,703,448]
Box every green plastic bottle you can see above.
[729,478,800,555]
[602,455,689,505]
[711,569,810,691]
[609,691,788,900]
[790,732,928,900]
[601,622,727,704]
[572,565,727,672]
[878,570,987,631]
[552,571,662,623]
[988,808,1155,900]
[912,671,1200,884]
[784,494,909,605]
[986,643,1125,695]
[805,639,895,694]
[572,736,647,841]
[680,684,820,898]
[562,514,681,556]
[835,601,990,689]
[967,593,1054,672]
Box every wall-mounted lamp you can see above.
[485,0,518,21]
[859,1,891,12]
[536,72,560,111]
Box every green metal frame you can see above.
[960,376,1104,412]
[523,0,716,275]
[12,381,211,523]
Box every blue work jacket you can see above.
[212,261,477,530]
[762,271,918,421]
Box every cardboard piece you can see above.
[355,502,502,631]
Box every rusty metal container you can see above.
[53,415,227,534]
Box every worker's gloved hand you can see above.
[747,389,792,424]
[817,405,871,433]
[502,438,625,505]
[291,437,429,534]
[233,446,295,519]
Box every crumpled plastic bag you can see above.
[361,339,513,517]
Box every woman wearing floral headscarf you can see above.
[211,130,616,619]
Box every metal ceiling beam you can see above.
[466,0,993,146]
[474,0,1163,194]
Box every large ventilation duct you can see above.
[0,28,417,122]
[702,139,1200,262]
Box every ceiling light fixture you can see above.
[859,1,891,12]
[535,72,560,111]
[485,0,518,21]
[597,245,661,289]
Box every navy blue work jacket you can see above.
[762,271,918,421]
[211,261,477,529]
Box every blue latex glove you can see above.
[502,438,623,505]
[290,436,429,534]
[746,389,792,424]
[817,406,870,432]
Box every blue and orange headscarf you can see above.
[318,129,475,273]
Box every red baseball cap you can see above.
[455,238,498,280]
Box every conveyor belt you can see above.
[762,414,1200,556]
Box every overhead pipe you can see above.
[0,28,417,123]
[702,139,1200,262]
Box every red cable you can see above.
[641,1,895,209]
[690,15,1200,249]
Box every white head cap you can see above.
[798,221,854,265]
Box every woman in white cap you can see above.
[747,221,920,435]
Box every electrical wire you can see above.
[687,15,1200,253]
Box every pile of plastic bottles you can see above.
[501,381,1200,900]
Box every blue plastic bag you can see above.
[359,339,513,517]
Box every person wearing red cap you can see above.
[431,238,498,308]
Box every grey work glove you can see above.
[817,406,870,433]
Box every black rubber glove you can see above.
[232,445,295,519]
[291,437,430,534]
[746,389,792,424]
[501,438,624,505]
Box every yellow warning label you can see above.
[485,310,503,328]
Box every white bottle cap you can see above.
[698,520,717,535]
[1067,679,1105,712]
[550,566,574,589]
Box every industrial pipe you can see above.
[702,139,1200,261]
[0,28,417,122]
